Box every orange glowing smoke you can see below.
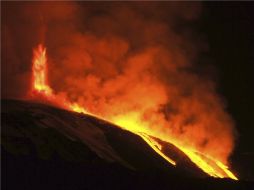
[31,44,238,180]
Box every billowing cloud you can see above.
[2,1,235,163]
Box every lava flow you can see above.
[31,44,238,180]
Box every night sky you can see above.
[199,3,254,178]
[200,3,254,153]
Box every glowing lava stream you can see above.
[31,44,238,180]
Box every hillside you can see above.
[1,99,252,190]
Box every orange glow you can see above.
[31,44,238,180]
[31,44,88,114]
[112,114,238,180]
[32,45,52,96]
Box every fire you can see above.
[31,44,238,180]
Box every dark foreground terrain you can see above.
[1,99,253,190]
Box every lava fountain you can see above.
[31,44,87,114]
[30,44,238,180]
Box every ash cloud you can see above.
[2,2,235,163]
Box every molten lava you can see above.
[31,44,238,180]
[32,45,52,96]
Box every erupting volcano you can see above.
[5,2,254,189]
[30,43,237,180]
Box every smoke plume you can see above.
[2,2,235,163]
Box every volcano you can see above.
[1,99,252,190]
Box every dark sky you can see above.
[200,2,254,179]
[200,2,254,153]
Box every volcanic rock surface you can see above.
[1,99,252,190]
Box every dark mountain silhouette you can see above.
[1,99,253,190]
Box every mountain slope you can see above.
[1,99,252,190]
